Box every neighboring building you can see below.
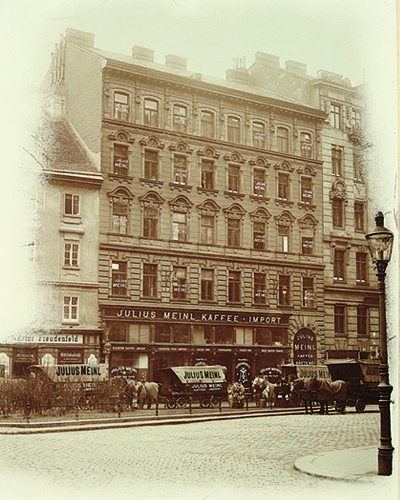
[0,116,103,377]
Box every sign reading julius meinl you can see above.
[31,364,109,383]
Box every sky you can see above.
[0,0,398,335]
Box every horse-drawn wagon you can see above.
[157,365,227,409]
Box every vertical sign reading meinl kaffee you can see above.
[293,329,317,365]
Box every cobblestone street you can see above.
[0,410,397,500]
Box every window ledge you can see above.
[197,187,219,196]
[224,191,245,200]
[62,266,80,271]
[109,173,134,183]
[139,178,164,188]
[61,321,80,326]
[141,297,162,302]
[250,195,270,203]
[298,202,316,211]
[334,334,347,338]
[275,198,294,207]
[169,182,193,192]
[199,300,217,305]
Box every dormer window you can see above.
[114,92,129,121]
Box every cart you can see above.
[157,365,228,409]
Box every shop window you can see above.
[227,165,240,193]
[155,324,170,343]
[228,271,241,303]
[201,160,214,189]
[109,323,127,342]
[143,264,158,298]
[254,273,267,304]
[332,198,344,228]
[254,327,272,346]
[278,173,289,200]
[253,169,266,197]
[201,110,215,138]
[64,242,79,267]
[300,132,312,158]
[302,237,314,255]
[144,98,159,127]
[173,105,187,133]
[200,215,215,245]
[215,325,234,345]
[172,212,187,241]
[278,225,289,253]
[277,127,289,153]
[301,177,313,204]
[173,324,190,343]
[302,277,315,308]
[334,306,346,335]
[193,325,212,344]
[227,116,241,143]
[332,147,343,176]
[252,121,266,148]
[144,150,159,180]
[334,249,345,281]
[111,261,128,296]
[356,252,367,283]
[354,202,364,231]
[143,206,159,239]
[278,275,290,306]
[173,155,188,185]
[63,296,78,321]
[113,144,129,175]
[112,201,128,234]
[330,104,341,129]
[201,269,214,301]
[253,221,266,250]
[172,267,187,300]
[64,193,80,215]
[114,92,129,121]
[227,218,240,247]
[357,306,368,336]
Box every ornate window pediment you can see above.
[198,199,221,215]
[108,130,135,144]
[169,141,193,155]
[223,203,246,220]
[139,190,165,207]
[250,207,271,222]
[169,195,193,213]
[249,156,270,169]
[223,151,245,164]
[197,145,220,159]
[275,210,295,226]
[297,164,317,177]
[274,160,294,172]
[329,179,347,200]
[108,187,134,203]
[298,214,318,229]
[139,136,165,150]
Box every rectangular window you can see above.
[114,93,129,121]
[144,99,158,127]
[215,325,234,345]
[201,269,214,301]
[277,127,289,153]
[356,252,367,283]
[112,261,128,296]
[173,105,187,133]
[278,275,290,306]
[354,202,364,231]
[227,218,240,247]
[334,249,345,281]
[172,212,187,241]
[200,215,214,244]
[228,165,240,193]
[109,323,127,342]
[201,110,214,138]
[334,306,346,335]
[201,160,214,189]
[253,222,266,250]
[144,150,158,180]
[278,173,289,200]
[331,104,341,129]
[254,273,267,304]
[143,206,158,238]
[228,271,241,303]
[253,169,266,197]
[357,306,367,336]
[354,151,363,181]
[303,277,315,308]
[143,264,157,298]
[172,266,187,300]
[63,296,78,321]
[64,194,80,215]
[332,147,343,176]
[173,155,188,185]
[332,199,344,228]
[114,144,129,175]
[172,324,190,344]
[227,116,240,143]
[252,122,266,148]
[278,225,289,253]
[300,132,312,158]
[64,243,79,267]
[302,237,314,255]
[112,202,128,234]
[301,177,313,204]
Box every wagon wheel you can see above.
[335,401,346,414]
[355,399,366,413]
[176,397,187,409]
[210,395,222,408]
[165,398,177,409]
[199,397,210,408]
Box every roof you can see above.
[33,117,99,175]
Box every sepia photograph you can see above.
[0,1,398,499]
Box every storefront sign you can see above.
[296,365,330,380]
[105,306,289,326]
[13,349,37,363]
[293,329,317,365]
[35,364,109,383]
[171,365,226,384]
[8,333,83,344]
[58,350,84,365]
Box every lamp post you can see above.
[103,339,112,377]
[365,211,394,476]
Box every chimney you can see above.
[225,68,249,84]
[65,28,95,48]
[132,46,155,62]
[285,60,307,77]
[254,51,280,68]
[165,54,187,71]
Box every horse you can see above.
[306,376,347,414]
[252,377,276,408]
[131,381,160,409]
[227,382,245,408]
[291,378,325,414]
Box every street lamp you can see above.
[103,339,112,376]
[365,211,395,476]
